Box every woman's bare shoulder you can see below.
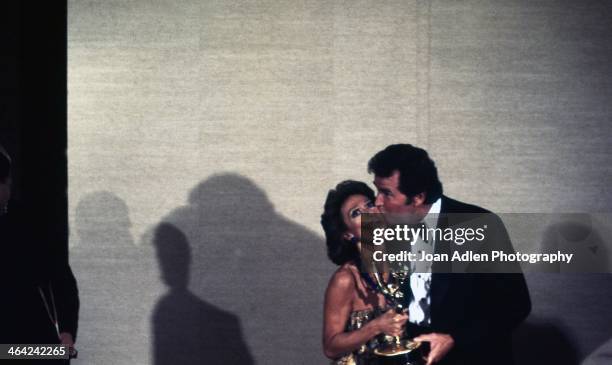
[328,262,359,290]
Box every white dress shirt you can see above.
[408,197,441,326]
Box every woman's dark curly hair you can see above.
[321,180,375,265]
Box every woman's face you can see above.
[340,194,376,241]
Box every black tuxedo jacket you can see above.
[407,196,531,365]
[0,201,80,345]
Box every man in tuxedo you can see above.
[0,144,79,363]
[368,144,531,365]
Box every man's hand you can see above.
[59,332,77,357]
[413,333,454,365]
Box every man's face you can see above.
[0,177,10,208]
[373,170,417,216]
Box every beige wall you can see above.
[68,1,612,364]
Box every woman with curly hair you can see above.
[321,180,408,365]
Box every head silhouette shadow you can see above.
[73,191,135,257]
[147,173,330,364]
[152,222,254,365]
[71,191,147,363]
[539,214,610,273]
[154,223,191,289]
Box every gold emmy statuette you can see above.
[370,268,424,364]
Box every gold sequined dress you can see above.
[332,307,386,365]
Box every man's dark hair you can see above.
[0,146,10,183]
[368,144,443,204]
[321,180,375,265]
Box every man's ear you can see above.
[412,192,426,206]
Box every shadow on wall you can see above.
[71,191,148,364]
[515,273,612,365]
[512,215,612,365]
[582,337,612,365]
[74,191,135,256]
[513,319,579,365]
[145,173,331,364]
[152,223,254,364]
[539,214,611,273]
